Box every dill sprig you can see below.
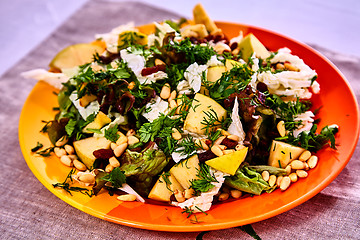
[190,164,218,193]
[52,169,94,197]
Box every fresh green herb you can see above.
[165,38,216,64]
[204,64,254,102]
[201,109,225,136]
[35,146,54,157]
[64,113,96,140]
[118,31,147,50]
[191,164,217,193]
[86,128,102,134]
[101,167,127,188]
[53,169,94,197]
[278,124,338,151]
[266,95,311,132]
[31,142,43,152]
[104,124,120,142]
[40,121,51,133]
[160,172,172,191]
[176,135,197,157]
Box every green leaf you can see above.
[31,142,43,152]
[104,124,119,142]
[101,167,126,189]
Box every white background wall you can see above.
[0,0,359,76]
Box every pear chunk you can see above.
[184,93,227,135]
[83,111,111,134]
[206,147,248,175]
[169,155,200,189]
[238,33,270,62]
[268,140,305,168]
[148,172,184,202]
[73,137,111,169]
[49,43,105,71]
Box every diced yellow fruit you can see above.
[238,33,270,62]
[205,147,248,175]
[148,172,184,202]
[225,59,243,71]
[181,24,209,39]
[207,66,226,83]
[184,93,227,135]
[118,31,148,47]
[73,137,111,169]
[49,43,105,71]
[79,94,97,107]
[268,140,305,168]
[169,155,200,189]
[83,111,111,134]
[193,3,218,33]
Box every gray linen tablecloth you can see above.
[0,1,359,239]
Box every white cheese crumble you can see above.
[257,48,318,99]
[142,95,169,122]
[154,22,179,47]
[173,168,228,213]
[229,31,243,45]
[120,49,145,76]
[227,97,245,144]
[69,91,100,120]
[293,111,315,137]
[21,69,69,90]
[206,55,224,67]
[184,62,208,93]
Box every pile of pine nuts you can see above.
[159,83,187,115]
[261,150,318,191]
[54,136,87,171]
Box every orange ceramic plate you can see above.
[19,22,359,232]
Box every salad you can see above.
[23,4,338,217]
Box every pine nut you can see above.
[290,160,305,170]
[116,135,128,145]
[91,64,104,72]
[214,136,226,145]
[262,171,270,182]
[280,176,291,191]
[64,144,74,155]
[284,62,300,72]
[296,170,308,178]
[155,59,165,66]
[223,149,235,155]
[218,192,230,201]
[218,145,227,150]
[227,134,239,142]
[269,175,277,187]
[211,145,223,157]
[60,155,73,167]
[110,142,118,150]
[276,63,285,70]
[276,176,283,187]
[105,164,114,173]
[289,173,298,182]
[168,90,177,102]
[169,99,177,110]
[160,83,171,99]
[174,190,185,203]
[194,139,209,150]
[79,173,95,184]
[277,120,286,137]
[55,136,68,147]
[184,188,195,199]
[299,150,311,161]
[128,81,136,90]
[308,155,318,169]
[54,147,67,158]
[109,156,120,168]
[127,135,139,145]
[114,143,128,157]
[73,160,87,171]
[117,194,137,202]
[235,144,245,151]
[285,165,292,175]
[126,129,136,137]
[230,189,242,199]
[171,128,182,140]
